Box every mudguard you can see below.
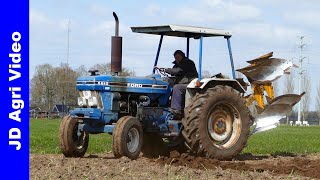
[185,78,246,108]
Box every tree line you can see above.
[30,63,135,113]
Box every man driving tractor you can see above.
[156,50,198,119]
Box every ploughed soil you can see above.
[30,151,320,179]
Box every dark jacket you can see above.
[165,58,198,84]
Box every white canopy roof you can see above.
[131,25,232,38]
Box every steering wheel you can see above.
[154,67,169,77]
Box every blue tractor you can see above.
[59,13,303,160]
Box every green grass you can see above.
[30,119,320,155]
[244,125,320,155]
[30,118,112,154]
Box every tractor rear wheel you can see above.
[112,116,143,160]
[182,85,250,160]
[59,115,89,157]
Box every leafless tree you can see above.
[90,63,135,76]
[30,63,136,116]
[55,63,79,108]
[316,82,320,125]
[75,65,88,76]
[235,64,244,79]
[31,63,79,114]
[91,63,111,75]
[283,73,294,94]
[30,64,57,113]
[301,73,311,122]
[202,70,211,78]
[283,73,295,124]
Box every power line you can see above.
[67,20,71,66]
[297,36,307,124]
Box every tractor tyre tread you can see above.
[112,116,131,158]
[59,115,89,157]
[182,85,250,160]
[112,116,143,160]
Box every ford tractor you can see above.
[59,13,304,160]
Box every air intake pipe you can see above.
[111,12,122,75]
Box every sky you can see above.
[30,0,320,110]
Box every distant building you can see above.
[29,107,41,118]
[51,104,69,118]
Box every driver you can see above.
[157,50,198,119]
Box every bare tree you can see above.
[30,63,79,114]
[75,65,88,76]
[55,63,79,108]
[283,73,295,124]
[283,73,294,94]
[90,63,135,76]
[31,63,137,116]
[30,64,57,112]
[317,82,320,125]
[301,73,311,122]
[91,63,111,75]
[235,64,244,79]
[202,70,211,78]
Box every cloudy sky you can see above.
[30,0,320,109]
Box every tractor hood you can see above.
[76,74,170,94]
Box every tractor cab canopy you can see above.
[131,25,232,38]
[131,25,236,80]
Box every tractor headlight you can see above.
[78,97,87,107]
[88,97,98,107]
[78,90,102,108]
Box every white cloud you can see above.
[59,19,72,31]
[30,9,75,32]
[204,0,222,6]
[223,2,261,20]
[284,11,320,28]
[90,21,114,35]
[175,0,261,23]
[89,20,131,36]
[232,23,302,45]
[144,4,161,16]
[30,9,51,25]
[89,4,111,17]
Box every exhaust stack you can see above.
[111,12,122,75]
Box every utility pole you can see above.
[297,36,306,124]
[63,20,71,116]
[67,20,71,66]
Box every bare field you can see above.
[30,120,320,179]
[30,152,320,179]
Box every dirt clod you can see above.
[30,152,320,179]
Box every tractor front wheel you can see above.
[59,115,89,157]
[112,116,143,160]
[182,85,250,160]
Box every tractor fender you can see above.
[185,78,246,108]
[187,78,246,93]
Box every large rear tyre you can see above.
[112,116,143,160]
[59,115,89,157]
[182,85,250,160]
